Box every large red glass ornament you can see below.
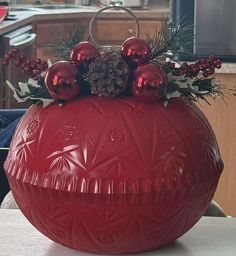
[121,37,151,67]
[70,41,100,73]
[45,61,80,100]
[133,63,167,103]
[4,96,223,254]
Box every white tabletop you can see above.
[0,209,236,256]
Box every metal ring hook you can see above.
[89,5,140,49]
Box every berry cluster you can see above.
[166,55,222,78]
[2,48,48,80]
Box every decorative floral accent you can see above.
[2,48,48,81]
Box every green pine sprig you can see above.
[165,74,224,104]
[147,18,195,60]
[44,26,86,61]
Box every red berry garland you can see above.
[1,48,48,80]
[166,55,222,78]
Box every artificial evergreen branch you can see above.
[5,78,53,105]
[165,74,224,103]
[44,26,86,61]
[147,18,194,60]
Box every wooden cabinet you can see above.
[35,16,162,61]
[95,19,161,46]
[198,73,236,217]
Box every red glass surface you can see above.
[4,96,223,254]
[0,6,8,22]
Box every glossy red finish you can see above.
[121,37,151,66]
[44,61,80,100]
[70,42,100,73]
[133,64,167,102]
[0,6,8,23]
[4,96,223,254]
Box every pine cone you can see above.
[87,50,129,97]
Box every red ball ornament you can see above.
[121,37,151,67]
[133,63,167,103]
[45,61,80,100]
[70,42,100,73]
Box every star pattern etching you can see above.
[13,137,37,162]
[160,143,186,173]
[26,118,40,135]
[47,144,87,173]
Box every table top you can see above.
[0,209,236,256]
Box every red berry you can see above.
[2,59,9,65]
[200,64,207,71]
[23,66,31,73]
[19,54,27,61]
[10,48,20,54]
[189,64,195,69]
[214,59,222,69]
[191,65,200,73]
[199,59,205,64]
[9,52,17,59]
[42,62,48,71]
[208,69,215,75]
[208,55,216,61]
[206,59,213,66]
[205,62,211,69]
[33,74,40,80]
[31,63,37,69]
[32,69,38,75]
[36,63,42,70]
[4,54,11,61]
[13,59,21,67]
[213,59,222,66]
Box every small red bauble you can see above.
[133,63,167,103]
[45,61,80,100]
[121,37,151,67]
[70,42,100,73]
